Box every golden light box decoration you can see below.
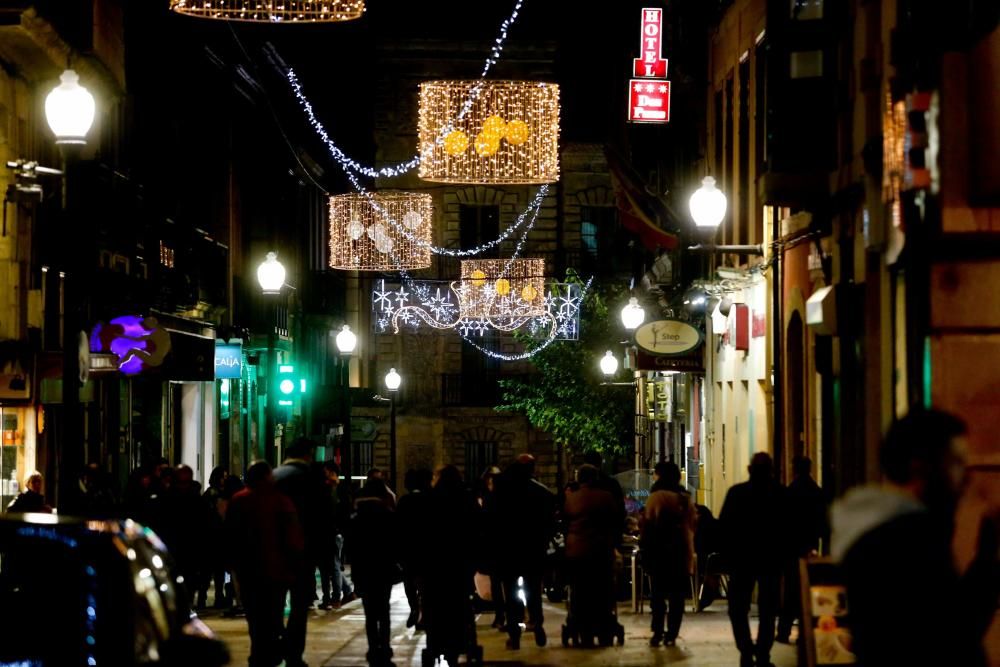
[169,0,364,22]
[459,258,547,319]
[419,81,560,185]
[329,192,432,271]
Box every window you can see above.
[351,441,374,478]
[460,204,500,257]
[738,58,751,245]
[790,0,823,20]
[580,206,630,276]
[159,241,175,268]
[465,441,498,480]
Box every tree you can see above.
[496,278,634,457]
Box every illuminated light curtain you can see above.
[419,81,560,185]
[458,258,546,319]
[329,192,432,271]
[169,0,364,22]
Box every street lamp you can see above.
[689,176,727,230]
[257,252,285,464]
[600,350,619,377]
[620,297,645,331]
[334,325,356,485]
[384,368,401,493]
[46,69,96,508]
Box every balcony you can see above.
[441,373,527,407]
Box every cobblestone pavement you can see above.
[204,584,799,666]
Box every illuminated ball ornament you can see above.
[169,0,365,22]
[419,80,560,185]
[469,269,487,287]
[505,119,530,146]
[474,132,501,157]
[495,278,511,296]
[521,284,539,303]
[329,192,432,271]
[443,130,469,156]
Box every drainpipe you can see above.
[771,207,784,479]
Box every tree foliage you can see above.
[496,279,634,457]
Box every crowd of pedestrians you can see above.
[6,408,996,667]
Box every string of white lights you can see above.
[457,276,595,361]
[286,0,525,179]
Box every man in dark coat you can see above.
[777,455,828,643]
[494,454,556,650]
[226,461,304,667]
[832,410,998,667]
[641,461,696,647]
[6,472,52,513]
[273,438,325,667]
[719,452,788,667]
[396,468,432,628]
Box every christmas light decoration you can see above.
[418,80,560,185]
[329,192,432,271]
[458,258,546,319]
[169,0,364,22]
[286,0,525,178]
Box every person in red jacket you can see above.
[225,461,304,667]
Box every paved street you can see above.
[204,584,798,666]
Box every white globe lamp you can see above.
[257,252,286,295]
[600,350,619,377]
[689,176,728,230]
[385,368,402,392]
[335,325,357,355]
[45,70,96,145]
[620,297,645,331]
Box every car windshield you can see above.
[0,523,93,665]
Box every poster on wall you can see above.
[799,558,857,666]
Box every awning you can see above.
[607,149,679,251]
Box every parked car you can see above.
[0,512,229,666]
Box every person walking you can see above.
[396,468,432,628]
[273,438,325,667]
[317,461,356,610]
[6,471,52,513]
[776,455,828,643]
[719,452,788,667]
[494,454,556,650]
[201,466,230,609]
[562,463,622,646]
[350,478,400,667]
[832,410,999,667]
[477,466,506,630]
[641,461,696,647]
[225,461,304,667]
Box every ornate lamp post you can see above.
[257,252,286,464]
[620,297,646,331]
[384,368,401,490]
[600,350,619,378]
[334,325,356,482]
[46,69,95,507]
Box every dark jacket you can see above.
[563,483,619,563]
[786,474,828,555]
[6,489,51,514]
[718,476,788,573]
[349,496,400,595]
[273,459,325,559]
[225,484,304,586]
[640,482,696,576]
[832,487,998,667]
[421,483,480,585]
[396,489,431,573]
[493,468,555,573]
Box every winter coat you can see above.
[563,483,619,564]
[225,484,304,587]
[273,459,327,560]
[786,474,828,555]
[349,496,400,595]
[640,483,696,576]
[493,471,555,573]
[718,477,789,574]
[6,489,51,514]
[832,486,997,667]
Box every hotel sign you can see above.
[627,7,671,124]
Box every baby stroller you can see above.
[421,586,483,666]
[560,558,626,648]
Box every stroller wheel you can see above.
[561,625,570,648]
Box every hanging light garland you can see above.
[285,0,526,178]
[329,192,432,271]
[458,258,546,319]
[169,0,364,22]
[418,80,560,184]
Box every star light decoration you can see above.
[329,192,432,271]
[419,80,560,184]
[169,0,364,22]
[371,278,583,343]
